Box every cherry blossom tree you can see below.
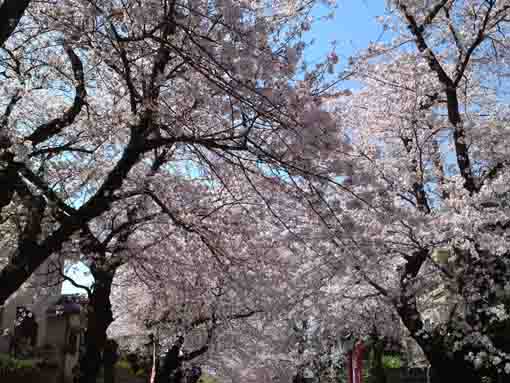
[0,0,340,304]
[111,267,262,383]
[306,1,510,381]
[98,177,343,383]
[0,2,349,383]
[57,163,318,382]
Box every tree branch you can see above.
[145,133,247,152]
[57,265,92,298]
[0,89,22,131]
[423,0,449,26]
[453,0,495,86]
[398,1,477,193]
[27,46,87,144]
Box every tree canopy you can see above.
[2,1,510,383]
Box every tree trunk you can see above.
[103,339,119,383]
[368,341,386,383]
[0,0,31,47]
[78,268,115,383]
[397,301,485,383]
[395,252,487,383]
[292,372,305,383]
[157,337,184,383]
[424,349,482,383]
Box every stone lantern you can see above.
[45,295,87,383]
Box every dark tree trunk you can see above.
[153,332,211,383]
[78,267,115,383]
[103,339,119,383]
[292,369,306,383]
[157,336,184,383]
[0,0,31,47]
[397,301,485,383]
[395,250,486,383]
[424,350,481,383]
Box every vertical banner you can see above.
[348,341,365,383]
[353,341,365,383]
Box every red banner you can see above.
[348,341,365,383]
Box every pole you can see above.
[150,336,157,383]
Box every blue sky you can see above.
[62,1,387,295]
[62,261,94,294]
[306,0,387,64]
